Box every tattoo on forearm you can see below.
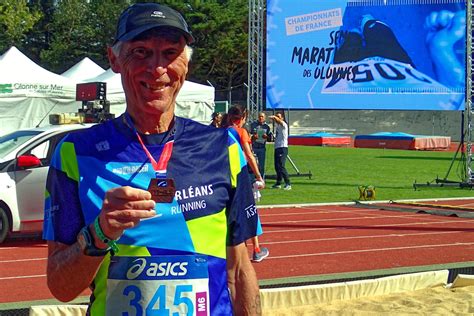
[73,242,82,255]
[49,243,81,276]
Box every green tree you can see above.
[1,0,251,99]
[87,0,131,68]
[41,0,132,72]
[162,0,249,100]
[0,0,42,53]
[40,0,94,73]
[25,0,56,63]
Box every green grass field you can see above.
[258,145,473,205]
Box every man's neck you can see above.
[127,111,175,134]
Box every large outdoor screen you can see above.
[266,0,466,110]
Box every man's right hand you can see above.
[98,186,157,241]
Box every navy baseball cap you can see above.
[114,3,194,44]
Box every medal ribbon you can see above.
[124,113,174,178]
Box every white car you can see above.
[0,124,93,243]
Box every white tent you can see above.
[84,69,215,124]
[61,57,105,81]
[0,46,215,135]
[0,47,80,135]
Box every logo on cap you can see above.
[151,11,165,19]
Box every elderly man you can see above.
[43,3,261,315]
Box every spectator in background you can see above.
[226,105,269,262]
[226,105,265,187]
[210,111,223,128]
[270,111,291,190]
[250,112,272,180]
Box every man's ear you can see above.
[107,46,121,73]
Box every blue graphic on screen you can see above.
[266,0,466,111]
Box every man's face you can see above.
[109,34,188,118]
[258,113,265,124]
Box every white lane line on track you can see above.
[0,245,47,251]
[267,242,474,259]
[265,219,474,234]
[260,206,397,212]
[260,211,447,223]
[263,230,464,245]
[0,274,45,280]
[260,207,389,213]
[259,198,474,210]
[259,209,385,217]
[263,213,449,225]
[260,210,453,219]
[0,258,46,264]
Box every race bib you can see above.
[106,255,209,316]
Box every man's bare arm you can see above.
[46,186,156,302]
[227,243,261,316]
[241,141,264,184]
[47,240,104,302]
[269,115,283,125]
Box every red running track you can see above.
[1,200,474,304]
[252,202,474,281]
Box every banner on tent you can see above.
[0,82,71,97]
[266,0,466,111]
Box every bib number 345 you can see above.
[123,284,197,316]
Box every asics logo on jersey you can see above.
[245,204,257,219]
[127,258,147,279]
[126,258,189,280]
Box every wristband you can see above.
[77,226,110,256]
[94,217,119,256]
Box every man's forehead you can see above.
[132,27,185,43]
